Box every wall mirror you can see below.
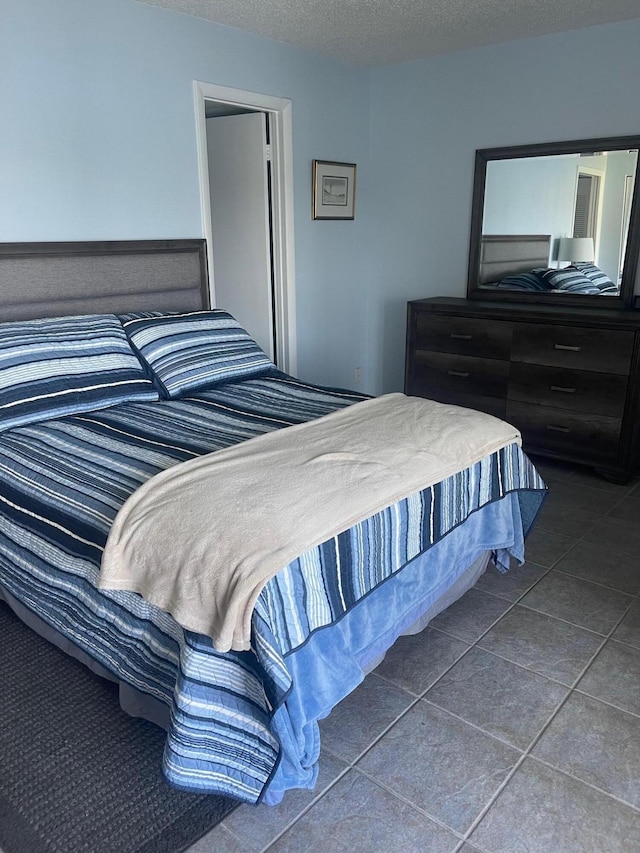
[467,136,640,308]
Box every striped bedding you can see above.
[0,371,546,803]
[0,313,158,432]
[120,310,274,397]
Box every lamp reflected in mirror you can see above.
[557,237,595,264]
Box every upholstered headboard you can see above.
[0,239,210,321]
[479,234,551,286]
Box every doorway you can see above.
[193,81,297,375]
[206,107,274,360]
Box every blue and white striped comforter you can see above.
[0,371,546,803]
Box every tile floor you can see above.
[189,456,640,853]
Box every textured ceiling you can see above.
[135,0,640,65]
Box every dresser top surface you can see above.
[409,297,640,331]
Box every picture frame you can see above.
[312,160,356,220]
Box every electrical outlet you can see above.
[354,367,362,386]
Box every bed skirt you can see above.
[0,547,491,736]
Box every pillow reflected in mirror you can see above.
[533,268,602,294]
[494,271,550,291]
[570,263,619,294]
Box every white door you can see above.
[206,113,275,361]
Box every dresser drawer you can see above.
[506,401,621,459]
[508,363,628,417]
[511,323,634,374]
[414,313,512,360]
[410,350,509,400]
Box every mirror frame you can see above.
[467,135,640,309]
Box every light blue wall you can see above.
[369,19,640,393]
[483,155,578,260]
[0,0,372,392]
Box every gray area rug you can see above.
[0,603,238,853]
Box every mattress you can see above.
[0,371,546,803]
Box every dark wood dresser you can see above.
[405,297,640,482]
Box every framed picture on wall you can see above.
[312,160,356,220]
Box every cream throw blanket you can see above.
[98,393,520,652]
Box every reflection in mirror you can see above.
[467,137,640,307]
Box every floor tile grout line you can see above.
[552,498,640,552]
[549,491,638,548]
[454,469,640,845]
[220,823,257,851]
[417,589,579,704]
[551,565,640,598]
[386,583,530,696]
[514,600,629,638]
[431,538,640,846]
[564,591,638,690]
[455,752,529,848]
[535,479,634,539]
[372,640,473,699]
[528,753,640,816]
[428,583,525,647]
[562,592,640,721]
[452,835,496,853]
[455,648,599,845]
[601,484,639,509]
[544,535,582,565]
[427,559,594,690]
[456,587,640,844]
[463,644,581,690]
[259,687,432,851]
[565,467,639,496]
[258,764,353,853]
[431,539,592,650]
[438,612,606,843]
[472,535,640,663]
[261,673,486,852]
[474,564,553,604]
[418,693,559,754]
[262,662,632,848]
[572,680,640,720]
[460,733,640,853]
[327,690,426,766]
[538,518,593,546]
[535,472,640,541]
[351,763,468,842]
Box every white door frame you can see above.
[193,80,297,375]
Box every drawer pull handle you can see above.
[554,344,582,352]
[550,385,577,394]
[450,333,472,341]
[447,370,470,378]
[546,424,571,433]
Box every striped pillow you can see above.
[570,263,619,294]
[0,314,158,433]
[533,268,601,294]
[120,310,274,398]
[495,272,549,291]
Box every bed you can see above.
[479,234,619,294]
[0,239,547,805]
